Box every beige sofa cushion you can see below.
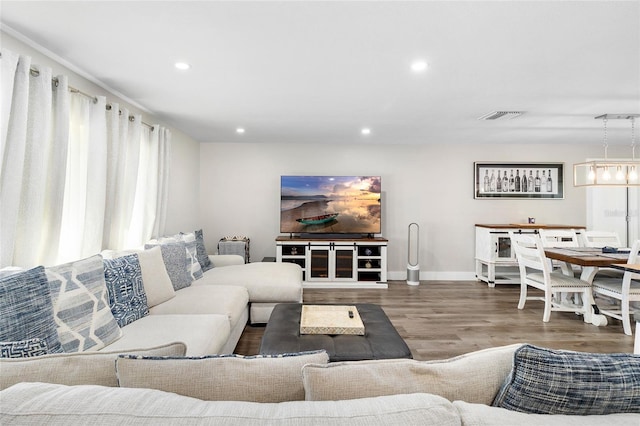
[195,262,302,303]
[133,246,176,307]
[453,401,640,426]
[302,343,522,404]
[102,314,230,356]
[0,342,185,390]
[149,285,249,329]
[0,383,461,426]
[116,351,329,402]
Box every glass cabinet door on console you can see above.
[333,247,355,280]
[308,246,330,280]
[307,244,356,282]
[496,234,513,259]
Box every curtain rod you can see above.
[28,66,155,131]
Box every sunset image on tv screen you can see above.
[280,176,381,234]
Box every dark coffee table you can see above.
[259,303,413,361]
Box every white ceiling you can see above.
[1,1,639,145]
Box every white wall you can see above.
[2,32,201,237]
[3,31,627,278]
[200,142,622,279]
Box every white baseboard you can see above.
[388,270,477,281]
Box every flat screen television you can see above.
[280,175,381,235]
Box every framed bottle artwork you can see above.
[474,162,564,199]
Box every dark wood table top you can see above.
[544,247,629,267]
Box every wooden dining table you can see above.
[543,247,633,327]
[543,247,630,283]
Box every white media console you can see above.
[276,236,388,289]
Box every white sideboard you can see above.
[475,224,585,287]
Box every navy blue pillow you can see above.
[0,266,63,353]
[195,229,213,272]
[0,338,49,358]
[493,344,640,415]
[144,241,192,291]
[103,254,148,327]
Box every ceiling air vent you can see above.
[477,111,524,120]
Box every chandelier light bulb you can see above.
[588,166,596,181]
[602,167,611,181]
[616,165,625,180]
[630,166,638,181]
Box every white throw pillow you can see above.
[176,232,204,281]
[136,246,176,307]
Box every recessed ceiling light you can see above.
[236,128,245,134]
[174,62,191,70]
[361,128,371,135]
[411,60,428,72]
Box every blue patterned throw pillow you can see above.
[145,241,192,291]
[194,229,213,272]
[103,254,148,327]
[46,254,122,352]
[493,344,640,415]
[0,338,48,358]
[0,266,63,354]
[178,232,203,280]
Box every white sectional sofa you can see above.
[0,230,303,359]
[195,256,303,324]
[1,344,639,424]
[104,254,303,355]
[103,253,302,355]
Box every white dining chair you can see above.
[580,230,622,248]
[538,228,581,248]
[580,230,625,280]
[538,228,580,276]
[591,239,640,335]
[510,232,594,323]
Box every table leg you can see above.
[580,288,608,326]
[577,266,608,326]
[579,266,598,283]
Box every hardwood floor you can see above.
[234,280,636,360]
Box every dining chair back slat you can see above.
[581,230,622,248]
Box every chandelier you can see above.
[574,114,640,187]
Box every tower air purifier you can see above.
[407,223,420,285]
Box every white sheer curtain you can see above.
[57,94,108,263]
[153,127,171,239]
[1,49,70,267]
[1,48,172,267]
[103,106,172,251]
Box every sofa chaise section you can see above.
[148,285,249,354]
[197,258,303,324]
[99,314,230,357]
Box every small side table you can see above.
[218,237,250,263]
